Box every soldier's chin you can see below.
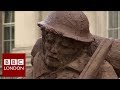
[45,58,61,68]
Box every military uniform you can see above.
[24,36,119,79]
[23,11,120,79]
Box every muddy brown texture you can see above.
[43,31,89,69]
[28,35,119,79]
[24,11,120,79]
[31,38,42,65]
[38,11,94,42]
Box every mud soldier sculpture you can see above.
[25,11,120,79]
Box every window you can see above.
[108,11,120,39]
[3,11,15,53]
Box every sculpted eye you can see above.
[47,39,55,44]
[60,41,74,49]
[61,42,69,47]
[45,32,56,44]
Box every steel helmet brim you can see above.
[38,21,94,43]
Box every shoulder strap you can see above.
[79,39,113,79]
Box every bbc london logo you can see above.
[2,53,26,77]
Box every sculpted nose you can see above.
[50,44,58,54]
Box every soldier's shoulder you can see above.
[106,39,120,70]
[31,38,42,57]
[98,60,118,79]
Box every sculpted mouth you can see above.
[47,56,59,62]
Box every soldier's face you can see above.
[44,31,85,68]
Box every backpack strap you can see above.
[79,39,113,79]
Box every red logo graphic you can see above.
[2,53,26,77]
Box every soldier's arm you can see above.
[92,35,120,78]
[105,39,120,77]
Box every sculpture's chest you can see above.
[38,69,80,79]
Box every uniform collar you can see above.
[34,53,89,79]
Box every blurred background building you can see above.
[0,11,120,78]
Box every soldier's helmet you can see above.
[38,11,94,42]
